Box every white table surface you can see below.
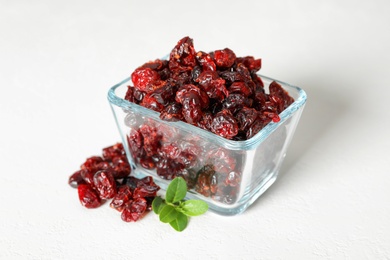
[1,0,390,259]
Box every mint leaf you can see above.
[169,212,188,232]
[165,177,187,204]
[152,196,165,214]
[159,205,179,223]
[153,177,208,232]
[180,200,209,216]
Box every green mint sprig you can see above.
[152,177,208,232]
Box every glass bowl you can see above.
[108,75,306,216]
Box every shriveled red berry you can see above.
[111,156,131,179]
[195,165,215,197]
[229,81,253,97]
[81,156,104,172]
[140,93,165,112]
[236,56,261,71]
[121,198,148,222]
[236,107,259,132]
[68,170,85,188]
[131,67,160,92]
[110,185,132,212]
[159,102,183,122]
[196,51,216,71]
[195,71,228,101]
[93,170,117,199]
[210,109,238,139]
[212,48,236,68]
[169,36,197,73]
[139,124,161,157]
[78,184,101,209]
[269,81,294,113]
[133,185,160,198]
[102,143,125,161]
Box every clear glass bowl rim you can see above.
[107,74,307,151]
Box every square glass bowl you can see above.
[108,75,306,216]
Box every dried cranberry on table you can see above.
[68,143,160,222]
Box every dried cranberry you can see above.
[195,71,228,101]
[212,48,236,68]
[175,84,209,108]
[124,86,136,103]
[196,51,216,71]
[110,185,132,212]
[210,109,238,139]
[236,107,259,132]
[93,170,117,199]
[222,93,252,114]
[195,165,215,197]
[151,83,176,106]
[81,156,104,172]
[139,124,161,157]
[236,56,261,72]
[80,169,96,188]
[78,184,101,208]
[68,170,85,188]
[131,67,160,92]
[140,156,156,169]
[228,81,253,97]
[102,143,125,161]
[140,93,164,112]
[111,156,131,179]
[121,198,148,222]
[269,81,294,113]
[206,148,237,174]
[197,112,213,131]
[169,36,197,73]
[176,168,197,189]
[159,102,183,122]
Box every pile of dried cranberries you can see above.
[125,36,294,140]
[68,143,160,222]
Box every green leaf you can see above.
[169,212,188,232]
[152,196,165,214]
[159,205,179,223]
[180,200,209,216]
[165,177,187,204]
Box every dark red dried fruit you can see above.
[78,184,101,208]
[102,143,125,161]
[121,198,148,222]
[236,107,259,132]
[196,51,216,71]
[93,170,117,199]
[81,156,104,172]
[212,48,236,68]
[139,124,161,157]
[111,157,131,179]
[68,170,85,188]
[236,56,261,72]
[269,81,294,113]
[110,185,132,212]
[159,102,183,122]
[195,71,228,101]
[169,36,197,73]
[140,93,165,112]
[131,67,160,92]
[195,165,215,197]
[228,82,253,97]
[210,109,238,139]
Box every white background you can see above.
[1,0,390,259]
